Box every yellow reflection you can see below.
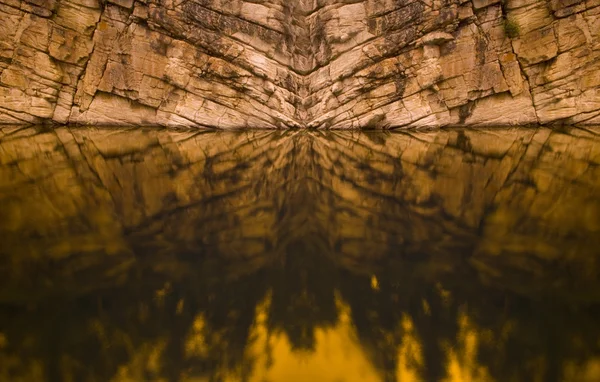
[422,299,431,316]
[176,299,185,315]
[246,292,381,382]
[185,314,209,359]
[371,275,380,291]
[562,356,600,381]
[154,282,172,307]
[111,340,167,382]
[396,314,424,382]
[442,313,494,382]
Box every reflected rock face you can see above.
[1,126,600,381]
[0,0,599,127]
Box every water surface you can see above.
[1,126,600,381]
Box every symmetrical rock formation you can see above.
[0,0,598,127]
[1,126,600,381]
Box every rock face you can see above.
[0,0,599,128]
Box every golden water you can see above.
[1,126,600,381]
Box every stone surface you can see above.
[0,0,599,128]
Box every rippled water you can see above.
[1,125,600,381]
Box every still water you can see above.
[1,126,600,382]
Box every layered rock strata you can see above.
[0,0,598,127]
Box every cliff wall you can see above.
[0,0,599,128]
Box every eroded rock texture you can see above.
[0,0,598,127]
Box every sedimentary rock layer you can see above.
[0,0,598,127]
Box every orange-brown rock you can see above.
[0,0,599,127]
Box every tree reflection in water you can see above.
[1,126,600,381]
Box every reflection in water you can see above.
[1,126,600,381]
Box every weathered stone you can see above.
[418,32,455,46]
[0,0,598,128]
[513,27,559,65]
